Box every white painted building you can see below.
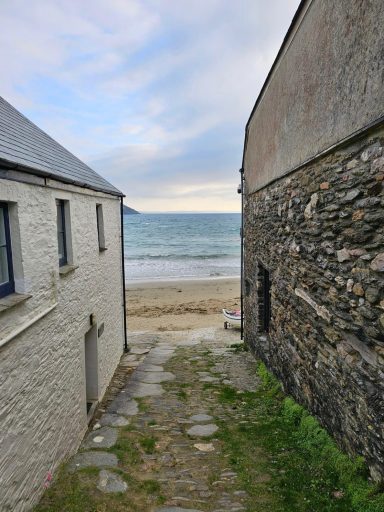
[0,97,127,511]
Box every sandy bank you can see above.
[126,277,240,331]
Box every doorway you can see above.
[84,324,99,415]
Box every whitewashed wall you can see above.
[0,176,124,511]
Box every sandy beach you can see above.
[126,277,240,331]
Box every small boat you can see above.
[222,309,242,329]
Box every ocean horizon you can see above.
[123,212,241,283]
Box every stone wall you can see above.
[0,176,124,511]
[244,128,384,481]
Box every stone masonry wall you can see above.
[244,128,384,481]
[0,177,124,511]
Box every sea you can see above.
[123,213,241,283]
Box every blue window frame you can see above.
[56,200,67,267]
[0,203,15,298]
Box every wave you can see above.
[125,253,238,261]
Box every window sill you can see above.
[0,293,32,313]
[59,264,79,276]
[99,247,108,252]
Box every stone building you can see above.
[242,0,384,481]
[0,97,127,510]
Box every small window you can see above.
[257,262,271,333]
[96,204,106,250]
[0,203,15,298]
[56,200,67,266]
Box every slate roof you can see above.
[0,97,123,196]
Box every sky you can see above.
[1,0,300,212]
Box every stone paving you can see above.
[39,326,260,511]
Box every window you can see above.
[96,204,106,250]
[56,200,67,266]
[0,203,15,298]
[257,262,271,333]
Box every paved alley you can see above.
[35,327,262,512]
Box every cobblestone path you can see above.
[36,327,262,512]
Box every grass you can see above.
[229,342,249,352]
[139,436,157,454]
[140,479,161,494]
[217,362,384,512]
[176,389,188,400]
[136,397,149,413]
[34,347,384,512]
[108,436,140,465]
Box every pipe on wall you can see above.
[120,197,128,352]
[239,167,245,340]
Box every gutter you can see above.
[0,157,124,198]
[120,197,129,352]
[239,168,245,340]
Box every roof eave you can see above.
[0,156,125,198]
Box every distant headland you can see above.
[123,205,140,215]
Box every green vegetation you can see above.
[139,436,157,454]
[176,389,188,400]
[34,348,384,512]
[217,362,384,512]
[229,342,249,352]
[108,436,140,465]
[139,479,161,494]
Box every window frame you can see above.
[56,199,68,267]
[96,203,106,251]
[0,202,15,298]
[257,261,271,333]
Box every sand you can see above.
[126,277,240,331]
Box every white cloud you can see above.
[0,0,301,210]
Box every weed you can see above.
[139,436,156,454]
[218,385,238,403]
[137,398,150,412]
[108,437,140,465]
[229,343,249,352]
[177,389,188,400]
[140,479,161,494]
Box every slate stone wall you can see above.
[244,128,384,481]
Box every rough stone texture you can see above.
[97,469,128,493]
[34,328,261,511]
[99,414,130,427]
[127,382,165,398]
[108,397,139,416]
[133,371,175,383]
[190,414,213,423]
[155,509,203,512]
[186,424,218,437]
[244,130,384,481]
[194,443,215,452]
[68,452,118,473]
[81,427,118,449]
[0,178,124,511]
[155,508,203,512]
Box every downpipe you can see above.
[120,197,129,352]
[238,168,245,340]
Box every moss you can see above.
[215,363,384,512]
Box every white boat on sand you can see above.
[222,309,242,329]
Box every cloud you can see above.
[0,0,301,211]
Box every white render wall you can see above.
[0,176,124,511]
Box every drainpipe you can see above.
[120,197,129,352]
[239,168,245,340]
